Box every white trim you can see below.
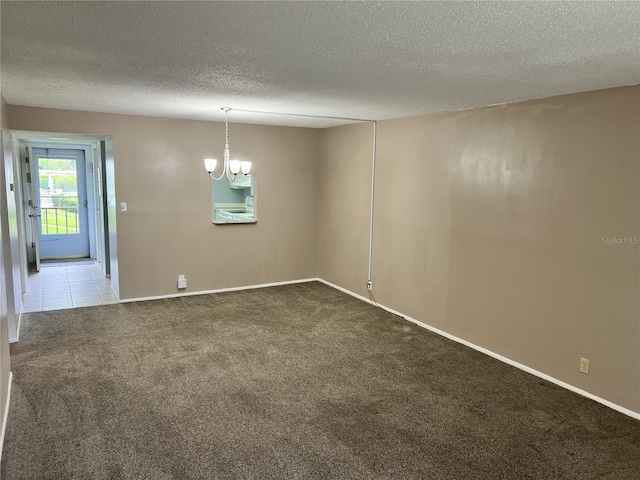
[120,278,319,303]
[9,310,22,343]
[317,278,640,420]
[0,372,13,464]
[367,121,377,285]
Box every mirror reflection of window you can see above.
[212,175,256,224]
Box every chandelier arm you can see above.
[209,171,227,181]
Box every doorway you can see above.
[31,147,90,260]
[19,140,115,311]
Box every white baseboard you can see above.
[120,278,319,303]
[317,279,371,303]
[0,372,13,464]
[317,278,640,421]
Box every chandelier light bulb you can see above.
[229,159,241,175]
[204,158,217,173]
[241,161,251,175]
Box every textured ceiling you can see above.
[1,1,639,128]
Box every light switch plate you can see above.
[120,202,127,212]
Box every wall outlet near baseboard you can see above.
[366,280,372,291]
[177,275,187,290]
[580,357,590,374]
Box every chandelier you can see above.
[204,107,252,181]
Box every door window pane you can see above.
[38,158,80,235]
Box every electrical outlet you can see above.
[177,274,187,290]
[579,357,590,374]
[366,280,372,291]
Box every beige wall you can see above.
[319,86,640,413]
[318,123,373,294]
[8,107,321,299]
[0,96,8,130]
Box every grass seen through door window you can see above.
[38,158,81,235]
[41,207,79,234]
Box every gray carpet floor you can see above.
[2,281,639,479]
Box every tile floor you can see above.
[22,262,117,312]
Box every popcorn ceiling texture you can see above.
[1,1,639,127]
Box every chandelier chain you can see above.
[225,110,229,148]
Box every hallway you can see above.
[22,262,117,312]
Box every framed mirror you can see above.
[212,175,257,224]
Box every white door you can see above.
[32,148,90,260]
